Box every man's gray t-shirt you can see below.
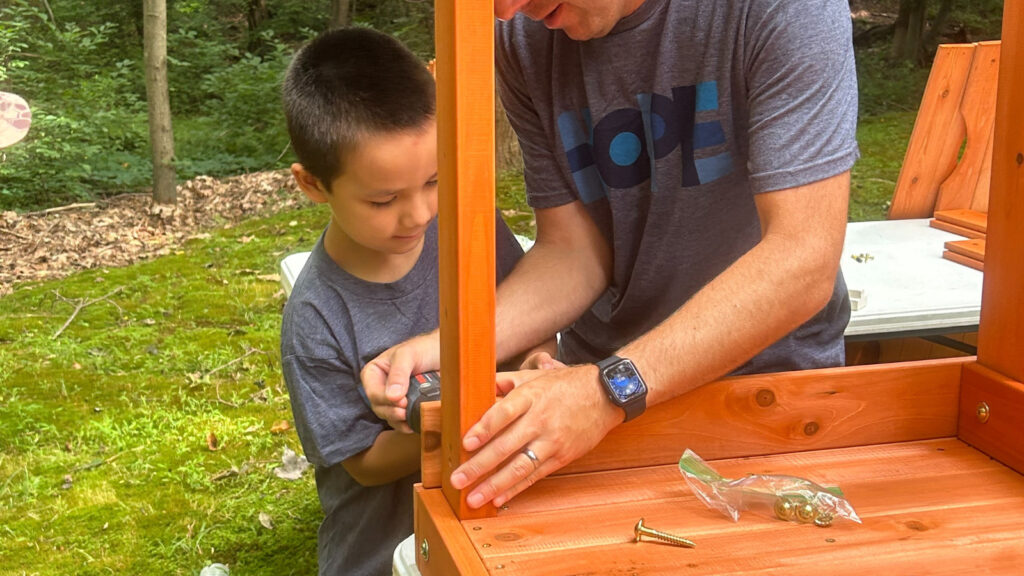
[280,215,524,576]
[497,0,859,372]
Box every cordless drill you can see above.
[405,371,440,434]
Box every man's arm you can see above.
[360,199,612,429]
[450,171,850,508]
[493,199,612,362]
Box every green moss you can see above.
[0,207,321,576]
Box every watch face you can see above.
[604,360,646,402]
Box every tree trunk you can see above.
[143,0,176,205]
[330,0,351,29]
[923,0,956,50]
[246,0,268,33]
[893,0,929,64]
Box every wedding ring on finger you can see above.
[521,447,540,470]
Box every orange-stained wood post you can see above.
[977,1,1024,382]
[434,0,499,520]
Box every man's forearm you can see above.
[619,173,850,407]
[494,201,612,363]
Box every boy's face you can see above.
[295,121,439,265]
[494,0,646,40]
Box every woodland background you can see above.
[0,1,1008,575]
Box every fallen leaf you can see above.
[270,420,290,434]
[273,447,309,481]
[258,511,274,530]
[61,475,73,490]
[206,431,220,451]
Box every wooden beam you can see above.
[935,41,1001,212]
[888,44,974,219]
[434,0,499,519]
[977,3,1024,381]
[959,362,1024,475]
[421,358,967,476]
[414,485,489,575]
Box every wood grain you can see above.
[928,217,987,238]
[977,1,1024,382]
[943,249,985,271]
[467,439,1024,575]
[958,362,1024,475]
[560,358,965,474]
[935,41,1001,212]
[421,359,968,478]
[434,0,499,519]
[933,208,989,232]
[414,485,489,575]
[971,128,994,212]
[420,400,441,488]
[943,238,986,261]
[888,44,975,219]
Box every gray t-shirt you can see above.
[497,0,859,372]
[280,214,523,576]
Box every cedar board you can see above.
[943,249,985,271]
[934,208,989,233]
[943,238,986,261]
[928,217,987,239]
[415,438,1024,575]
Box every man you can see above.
[362,0,858,511]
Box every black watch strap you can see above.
[595,355,621,372]
[596,355,647,422]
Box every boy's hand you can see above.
[518,350,563,371]
[361,331,441,433]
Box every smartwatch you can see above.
[596,355,647,422]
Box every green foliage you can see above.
[353,0,436,60]
[855,46,932,117]
[0,0,438,212]
[950,0,1005,36]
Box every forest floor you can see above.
[0,171,309,298]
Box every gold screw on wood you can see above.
[633,518,696,548]
[976,402,990,423]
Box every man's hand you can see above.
[360,331,441,433]
[449,364,623,509]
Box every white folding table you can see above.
[841,218,983,345]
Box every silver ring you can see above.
[522,447,540,469]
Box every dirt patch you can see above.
[0,170,310,297]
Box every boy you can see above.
[279,28,526,575]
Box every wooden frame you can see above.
[416,2,1024,574]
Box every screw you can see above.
[977,401,990,423]
[633,518,696,548]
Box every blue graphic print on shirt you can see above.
[557,81,734,203]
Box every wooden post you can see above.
[977,2,1024,382]
[435,0,498,519]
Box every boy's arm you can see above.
[342,430,421,486]
[501,337,559,372]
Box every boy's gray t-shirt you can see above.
[280,215,523,576]
[497,0,859,372]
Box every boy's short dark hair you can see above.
[282,27,435,186]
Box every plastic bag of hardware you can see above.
[678,449,861,527]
